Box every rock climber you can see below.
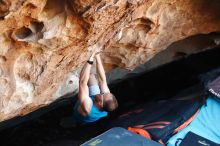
[61,44,118,127]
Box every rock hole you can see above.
[25,3,37,9]
[132,18,153,32]
[0,0,10,18]
[0,56,7,63]
[13,21,44,42]
[69,80,73,84]
[29,21,44,33]
[43,0,66,19]
[14,27,32,40]
[17,72,31,81]
[113,0,119,4]
[118,18,153,45]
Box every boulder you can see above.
[0,0,220,122]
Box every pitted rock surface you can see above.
[0,0,220,121]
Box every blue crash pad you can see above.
[81,127,162,146]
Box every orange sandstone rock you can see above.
[0,0,220,121]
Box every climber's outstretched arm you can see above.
[77,52,96,114]
[96,54,110,93]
